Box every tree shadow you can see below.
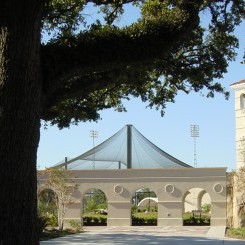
[40,233,245,245]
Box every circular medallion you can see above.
[213,183,223,193]
[165,184,175,194]
[114,185,124,194]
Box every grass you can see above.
[226,227,245,240]
[40,229,80,241]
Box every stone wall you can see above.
[38,168,227,228]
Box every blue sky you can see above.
[37,4,245,171]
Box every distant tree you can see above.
[0,0,244,244]
[92,189,107,209]
[84,189,107,212]
[44,169,79,230]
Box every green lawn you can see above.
[226,227,245,240]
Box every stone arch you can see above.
[182,190,190,212]
[82,188,108,226]
[197,189,211,211]
[38,188,58,224]
[182,188,211,226]
[38,188,57,204]
[131,187,158,226]
[182,188,211,212]
[38,185,56,196]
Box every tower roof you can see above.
[230,79,245,87]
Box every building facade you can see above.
[230,79,245,227]
[231,79,245,170]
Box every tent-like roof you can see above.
[53,125,191,170]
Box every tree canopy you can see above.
[40,0,244,128]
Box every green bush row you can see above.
[83,212,158,226]
[38,216,49,236]
[132,205,157,214]
[83,211,211,226]
[83,214,107,225]
[132,212,157,225]
[183,212,210,226]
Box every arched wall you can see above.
[38,187,57,205]
[197,190,211,210]
[81,188,108,213]
[38,168,227,227]
[183,188,211,212]
[38,185,56,195]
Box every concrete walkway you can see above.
[40,226,245,245]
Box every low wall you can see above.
[44,168,227,227]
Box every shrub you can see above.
[147,217,157,225]
[131,205,137,214]
[84,199,97,213]
[202,204,211,214]
[83,216,92,224]
[38,216,49,236]
[93,217,99,224]
[46,215,58,227]
[227,227,245,239]
[99,216,107,224]
[83,214,107,226]
[69,220,83,232]
[132,212,157,226]
[97,204,108,210]
[183,212,210,226]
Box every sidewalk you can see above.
[40,226,244,245]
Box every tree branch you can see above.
[41,3,201,107]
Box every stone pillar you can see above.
[158,201,183,226]
[63,202,82,228]
[211,183,227,226]
[226,172,234,227]
[211,201,227,226]
[107,201,131,226]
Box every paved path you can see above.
[40,226,245,245]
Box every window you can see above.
[240,94,245,109]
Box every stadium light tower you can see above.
[90,130,98,169]
[190,125,199,168]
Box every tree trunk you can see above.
[0,1,43,244]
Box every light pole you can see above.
[90,130,98,169]
[190,125,199,168]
